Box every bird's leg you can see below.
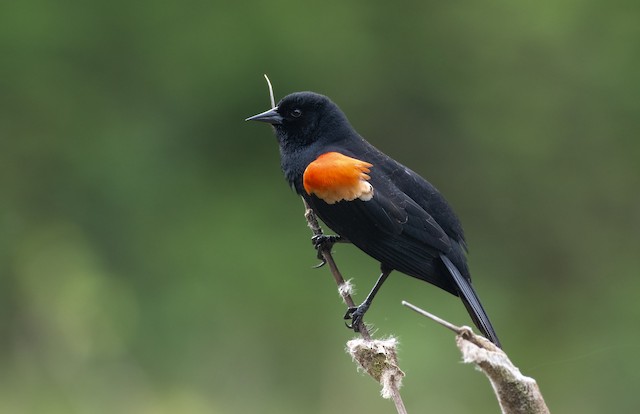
[344,266,392,332]
[311,234,347,268]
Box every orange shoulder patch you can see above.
[303,152,374,204]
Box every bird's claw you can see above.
[312,257,327,268]
[343,304,369,332]
[312,234,341,251]
[311,234,341,268]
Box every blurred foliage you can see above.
[1,0,639,413]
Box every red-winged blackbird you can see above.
[247,92,501,347]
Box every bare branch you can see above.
[402,300,463,334]
[403,301,550,414]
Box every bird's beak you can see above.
[245,107,283,125]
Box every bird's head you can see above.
[246,92,353,151]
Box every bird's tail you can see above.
[440,254,502,348]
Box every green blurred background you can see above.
[2,0,639,412]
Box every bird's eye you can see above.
[290,109,302,118]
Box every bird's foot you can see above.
[344,303,370,332]
[311,234,342,268]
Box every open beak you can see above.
[245,107,283,125]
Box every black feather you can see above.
[440,254,501,347]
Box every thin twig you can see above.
[402,300,463,334]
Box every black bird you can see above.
[247,92,501,347]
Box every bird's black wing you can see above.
[367,149,467,251]
[307,171,458,293]
[367,177,452,253]
[362,148,500,344]
[361,148,472,279]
